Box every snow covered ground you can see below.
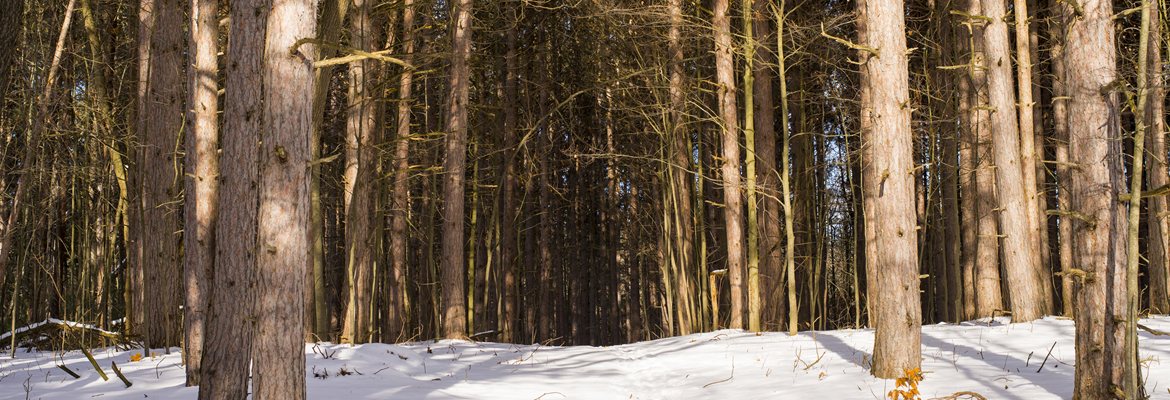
[1,315,1168,399]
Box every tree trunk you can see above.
[1049,0,1074,317]
[966,0,1004,318]
[1146,0,1170,315]
[183,0,219,384]
[142,0,184,350]
[251,1,315,397]
[1063,0,1128,395]
[981,0,1044,322]
[198,0,264,395]
[441,0,474,339]
[310,0,349,342]
[753,0,781,333]
[388,0,415,342]
[1013,0,1053,315]
[500,1,519,343]
[714,0,744,331]
[858,0,921,378]
[341,0,382,345]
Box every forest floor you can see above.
[1,315,1168,399]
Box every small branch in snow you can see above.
[1138,323,1170,336]
[55,364,79,379]
[704,364,734,388]
[1036,342,1057,373]
[532,392,565,400]
[111,362,132,387]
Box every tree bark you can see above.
[981,0,1045,322]
[714,0,744,331]
[141,0,185,350]
[1146,0,1170,315]
[858,0,922,378]
[1063,0,1128,395]
[199,0,264,395]
[1014,0,1053,315]
[441,0,474,339]
[251,0,315,397]
[0,0,22,96]
[341,0,382,345]
[754,0,781,332]
[388,0,415,342]
[500,1,519,343]
[183,0,219,384]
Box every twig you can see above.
[55,364,79,379]
[704,364,734,388]
[110,361,132,387]
[81,348,108,381]
[1036,342,1057,373]
[1138,323,1170,336]
[533,392,565,400]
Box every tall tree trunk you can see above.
[858,0,921,378]
[967,0,1004,318]
[742,0,761,333]
[500,1,519,343]
[251,1,315,397]
[956,0,978,320]
[388,0,415,342]
[714,0,744,331]
[666,0,696,335]
[342,0,382,345]
[441,0,474,339]
[183,0,219,384]
[754,0,781,332]
[774,0,798,334]
[199,0,265,395]
[981,0,1044,322]
[1063,0,1128,395]
[1146,0,1170,315]
[142,0,184,349]
[310,0,349,341]
[1049,0,1074,317]
[1014,0,1053,315]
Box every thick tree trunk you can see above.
[1013,0,1053,315]
[858,0,921,378]
[981,0,1044,322]
[341,0,382,345]
[753,0,781,332]
[1063,0,1128,395]
[714,0,744,331]
[251,1,315,397]
[441,0,474,339]
[142,0,184,349]
[967,0,1004,318]
[955,0,978,320]
[198,0,264,395]
[183,0,219,384]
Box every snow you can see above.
[0,319,122,342]
[1,315,1168,399]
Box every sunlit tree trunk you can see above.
[858,0,921,378]
[251,0,315,396]
[754,0,781,332]
[1063,0,1128,395]
[714,0,744,330]
[1146,0,1170,315]
[388,0,415,342]
[183,0,219,384]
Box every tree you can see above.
[341,0,382,345]
[250,0,315,397]
[714,0,745,331]
[199,0,264,397]
[141,0,186,350]
[1063,0,1130,395]
[388,0,416,343]
[441,0,474,339]
[981,0,1046,322]
[183,0,220,385]
[858,0,922,378]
